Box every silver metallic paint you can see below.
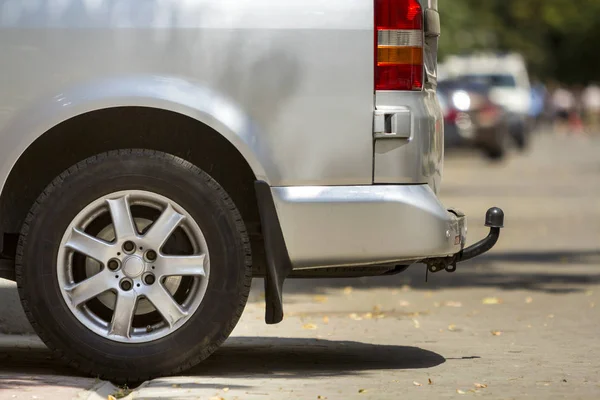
[0,0,454,271]
[272,184,466,269]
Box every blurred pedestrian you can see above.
[583,83,600,134]
[551,87,574,134]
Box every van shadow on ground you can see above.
[0,337,446,389]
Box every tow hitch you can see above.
[425,207,504,275]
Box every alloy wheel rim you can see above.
[56,190,210,343]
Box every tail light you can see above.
[375,0,424,91]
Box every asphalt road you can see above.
[1,132,599,399]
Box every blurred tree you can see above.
[439,0,600,84]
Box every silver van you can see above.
[0,0,502,381]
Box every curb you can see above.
[77,381,129,400]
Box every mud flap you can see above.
[254,181,293,324]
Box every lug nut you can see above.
[123,241,136,253]
[107,259,120,271]
[120,279,133,291]
[145,250,157,262]
[143,273,156,285]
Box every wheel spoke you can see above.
[108,291,137,338]
[65,228,112,263]
[107,195,137,240]
[145,284,187,327]
[65,271,112,307]
[155,254,206,278]
[143,204,185,249]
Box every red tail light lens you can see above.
[375,0,423,30]
[375,0,424,91]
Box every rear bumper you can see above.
[272,184,467,269]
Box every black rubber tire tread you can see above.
[15,149,252,383]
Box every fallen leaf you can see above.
[491,330,502,336]
[399,300,410,307]
[223,388,230,392]
[474,383,488,388]
[349,313,363,321]
[303,323,317,330]
[373,304,382,312]
[428,378,433,385]
[412,319,420,328]
[323,316,330,324]
[313,295,328,303]
[413,381,422,386]
[317,396,327,399]
[525,297,533,304]
[457,389,466,394]
[448,324,457,332]
[209,397,224,400]
[363,312,373,319]
[343,286,353,294]
[482,297,502,305]
[108,396,117,400]
[358,389,367,394]
[445,301,463,307]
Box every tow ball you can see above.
[425,207,504,276]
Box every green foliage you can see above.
[439,0,600,84]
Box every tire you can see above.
[510,120,529,151]
[483,127,508,161]
[16,149,252,382]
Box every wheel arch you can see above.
[0,78,270,275]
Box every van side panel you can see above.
[0,0,374,189]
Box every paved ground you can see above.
[1,132,599,399]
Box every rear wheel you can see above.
[16,150,252,382]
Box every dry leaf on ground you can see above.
[303,323,317,330]
[317,396,327,399]
[482,297,502,305]
[474,383,488,388]
[363,312,373,319]
[209,397,224,400]
[412,319,420,328]
[358,389,367,394]
[323,316,330,324]
[343,286,353,294]
[448,324,457,332]
[428,378,433,385]
[413,381,422,386]
[349,313,363,321]
[445,301,463,307]
[457,389,466,394]
[313,295,328,303]
[222,388,230,392]
[525,297,533,303]
[491,330,502,336]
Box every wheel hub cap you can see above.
[122,256,145,278]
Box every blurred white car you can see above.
[440,53,532,149]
